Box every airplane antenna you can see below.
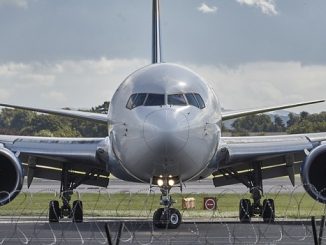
[152,0,162,63]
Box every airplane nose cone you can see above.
[143,109,189,155]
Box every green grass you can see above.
[1,192,325,219]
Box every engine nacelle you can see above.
[0,148,24,205]
[301,144,326,203]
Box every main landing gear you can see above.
[220,162,275,223]
[239,192,275,223]
[48,165,84,223]
[152,177,182,229]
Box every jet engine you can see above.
[301,144,326,203]
[0,147,24,205]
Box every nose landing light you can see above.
[157,179,164,187]
[168,179,175,186]
[153,176,178,187]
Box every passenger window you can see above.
[126,93,147,109]
[194,93,205,109]
[144,94,165,106]
[168,94,187,106]
[185,93,199,108]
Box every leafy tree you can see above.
[91,101,110,114]
[231,114,275,132]
[287,113,299,127]
[273,115,285,132]
[287,112,326,134]
[35,130,55,137]
[0,102,109,137]
[12,110,35,130]
[299,111,309,121]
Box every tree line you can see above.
[227,111,326,136]
[0,102,109,137]
[0,101,325,137]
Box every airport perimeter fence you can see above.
[0,183,326,244]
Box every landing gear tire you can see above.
[239,199,251,223]
[153,208,165,228]
[262,199,275,223]
[49,200,60,223]
[153,208,182,229]
[72,200,83,223]
[167,208,182,229]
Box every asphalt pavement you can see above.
[0,218,320,244]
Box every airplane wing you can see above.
[0,103,108,124]
[213,132,326,187]
[221,100,325,120]
[0,135,110,189]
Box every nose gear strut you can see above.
[152,178,182,229]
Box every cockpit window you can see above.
[185,93,199,108]
[194,93,205,109]
[126,92,205,110]
[126,93,147,109]
[144,94,165,106]
[185,93,205,109]
[168,94,187,106]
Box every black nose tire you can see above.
[153,208,165,228]
[153,208,182,229]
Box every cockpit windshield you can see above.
[193,93,205,109]
[126,93,205,110]
[168,94,187,106]
[185,93,199,108]
[126,93,147,109]
[126,93,165,109]
[144,94,165,106]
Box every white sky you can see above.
[0,0,325,113]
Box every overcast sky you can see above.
[0,0,325,113]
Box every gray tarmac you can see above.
[0,218,320,244]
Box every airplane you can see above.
[0,0,325,229]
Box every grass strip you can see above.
[0,192,325,219]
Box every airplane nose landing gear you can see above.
[153,177,182,229]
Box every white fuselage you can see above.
[108,63,222,183]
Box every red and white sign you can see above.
[204,197,217,210]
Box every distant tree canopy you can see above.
[231,114,285,134]
[229,111,326,136]
[0,102,325,137]
[91,101,110,114]
[0,101,109,137]
[286,112,326,134]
